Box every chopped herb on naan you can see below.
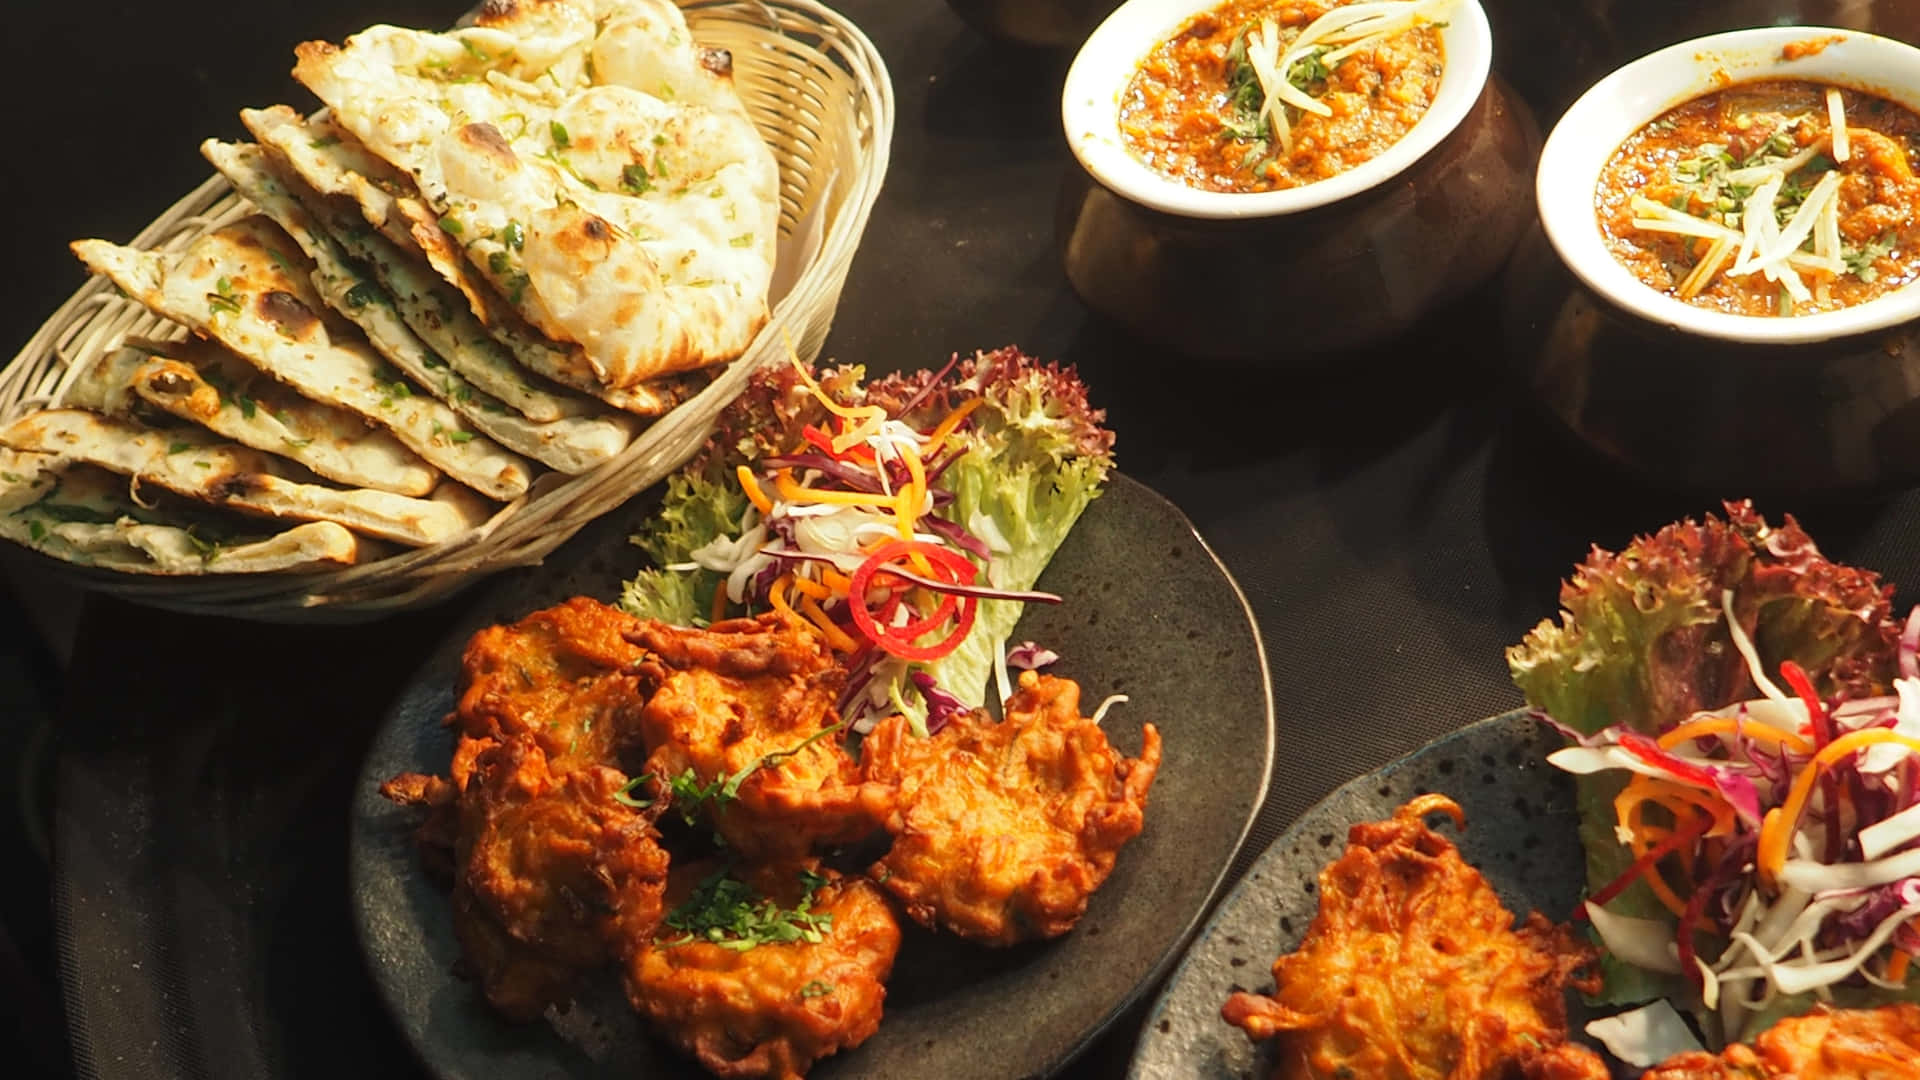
[70,217,534,500]
[0,449,364,574]
[0,410,487,548]
[292,0,778,390]
[66,340,441,497]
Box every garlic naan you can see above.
[0,449,363,574]
[0,410,486,548]
[242,104,692,418]
[206,140,641,474]
[292,0,778,390]
[66,340,440,497]
[70,217,534,500]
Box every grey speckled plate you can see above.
[1128,710,1594,1080]
[350,472,1275,1080]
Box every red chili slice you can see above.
[849,541,979,661]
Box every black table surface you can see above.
[16,2,1920,1078]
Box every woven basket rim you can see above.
[0,0,895,623]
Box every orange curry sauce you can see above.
[1118,0,1444,194]
[1598,80,1920,317]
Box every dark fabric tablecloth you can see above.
[18,1,1920,1078]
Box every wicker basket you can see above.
[0,0,892,622]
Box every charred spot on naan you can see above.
[697,47,732,79]
[257,290,324,341]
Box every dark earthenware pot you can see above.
[1057,0,1536,360]
[1513,26,1920,496]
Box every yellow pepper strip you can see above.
[788,575,832,602]
[889,443,937,576]
[920,397,985,453]
[820,566,853,594]
[787,350,887,454]
[774,469,898,509]
[800,595,861,652]
[1759,729,1920,887]
[1659,717,1814,756]
[737,465,773,515]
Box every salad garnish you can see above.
[621,347,1114,735]
[1510,501,1920,1046]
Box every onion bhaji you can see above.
[1643,1003,1920,1080]
[451,595,651,772]
[383,596,1165,1077]
[860,669,1161,945]
[626,861,901,1080]
[628,613,892,858]
[1221,794,1606,1080]
[441,735,670,1021]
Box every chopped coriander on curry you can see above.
[1600,79,1920,316]
[1121,0,1452,193]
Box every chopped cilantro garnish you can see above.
[621,164,653,195]
[549,120,571,149]
[662,867,834,951]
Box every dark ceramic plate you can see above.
[1127,710,1596,1080]
[350,472,1275,1080]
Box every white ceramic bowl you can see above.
[1061,0,1493,220]
[1537,25,1920,346]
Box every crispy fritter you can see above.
[626,861,901,1080]
[1643,1004,1920,1079]
[628,613,891,858]
[860,670,1161,946]
[449,736,670,1021]
[1221,794,1606,1080]
[453,595,650,772]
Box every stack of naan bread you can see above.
[0,0,778,576]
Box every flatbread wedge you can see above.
[292,0,779,389]
[242,104,698,418]
[0,449,362,574]
[0,410,489,548]
[70,217,534,500]
[65,340,440,497]
[239,105,510,331]
[204,140,641,474]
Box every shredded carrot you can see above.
[1891,947,1912,985]
[920,397,985,453]
[1622,817,1692,918]
[736,465,773,515]
[1759,729,1920,886]
[800,595,861,652]
[710,579,729,623]
[1615,775,1737,840]
[788,574,832,602]
[767,574,799,624]
[1659,717,1814,756]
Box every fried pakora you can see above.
[1643,1004,1920,1079]
[429,736,670,1021]
[860,669,1161,945]
[628,613,891,858]
[453,595,650,772]
[626,861,901,1080]
[1221,794,1606,1080]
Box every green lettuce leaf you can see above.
[866,349,1114,707]
[619,472,747,626]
